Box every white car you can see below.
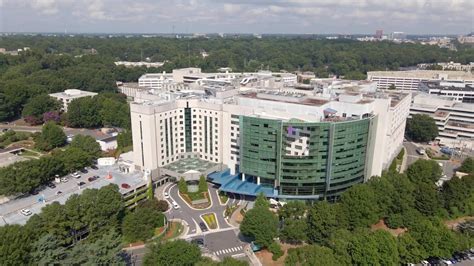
[172,202,180,210]
[20,209,32,216]
[164,192,170,199]
[71,172,81,179]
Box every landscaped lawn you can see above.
[219,191,229,204]
[155,221,184,242]
[201,213,218,229]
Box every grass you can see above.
[161,222,184,241]
[201,213,218,229]
[426,149,450,160]
[179,191,210,209]
[219,191,229,204]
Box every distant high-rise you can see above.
[375,29,383,39]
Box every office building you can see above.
[49,89,98,112]
[367,70,474,91]
[410,94,473,149]
[130,70,411,200]
[419,81,474,103]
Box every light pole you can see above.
[0,215,7,225]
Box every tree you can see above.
[31,234,66,265]
[63,229,125,265]
[407,159,442,184]
[406,114,438,142]
[307,201,341,245]
[397,232,426,264]
[240,204,278,247]
[371,230,400,266]
[35,121,66,151]
[122,207,165,242]
[117,130,132,149]
[66,96,102,128]
[339,184,380,230]
[458,157,474,174]
[70,134,101,158]
[441,175,474,216]
[143,239,202,266]
[56,147,92,172]
[285,245,340,266]
[0,225,32,265]
[138,198,169,212]
[178,177,187,194]
[22,94,61,124]
[279,201,308,243]
[254,193,270,209]
[198,175,207,193]
[99,96,130,129]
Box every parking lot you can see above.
[0,164,146,225]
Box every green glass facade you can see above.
[240,116,371,199]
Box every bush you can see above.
[397,148,405,160]
[269,242,283,261]
[178,177,187,194]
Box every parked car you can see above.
[121,183,131,189]
[77,181,86,187]
[90,165,98,170]
[191,238,204,246]
[47,183,56,189]
[56,191,62,195]
[71,172,81,179]
[416,148,425,155]
[440,147,453,155]
[199,222,208,232]
[20,209,32,216]
[61,177,69,183]
[88,175,99,182]
[54,175,61,184]
[30,189,39,195]
[80,168,88,174]
[164,192,170,199]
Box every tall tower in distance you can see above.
[375,29,383,39]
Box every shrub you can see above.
[269,242,283,261]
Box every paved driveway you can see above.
[164,182,232,235]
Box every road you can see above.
[403,141,460,178]
[164,182,232,235]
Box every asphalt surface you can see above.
[164,182,232,235]
[188,229,247,260]
[403,141,459,178]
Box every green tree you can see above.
[56,147,92,172]
[307,201,341,244]
[240,204,278,247]
[458,157,474,174]
[406,114,438,142]
[117,130,133,149]
[178,177,187,194]
[0,225,32,265]
[254,193,270,209]
[70,134,102,158]
[66,96,102,128]
[198,175,207,193]
[122,207,165,242]
[143,239,202,266]
[371,230,400,265]
[339,184,380,229]
[63,229,125,265]
[99,96,131,129]
[279,201,308,243]
[285,245,340,266]
[35,121,67,151]
[31,234,66,265]
[22,94,61,124]
[397,232,426,264]
[441,175,474,216]
[407,159,442,184]
[414,182,443,216]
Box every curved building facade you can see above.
[239,116,371,199]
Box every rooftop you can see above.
[163,157,219,174]
[49,89,97,98]
[368,70,474,80]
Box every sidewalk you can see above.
[228,205,245,228]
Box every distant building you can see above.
[419,81,474,103]
[417,62,474,72]
[390,32,406,40]
[375,29,383,39]
[114,61,165,68]
[49,89,98,112]
[138,72,174,89]
[458,35,474,44]
[367,70,474,91]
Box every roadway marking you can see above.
[213,246,243,256]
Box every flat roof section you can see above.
[163,157,218,174]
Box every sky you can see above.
[0,0,473,34]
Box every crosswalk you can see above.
[213,246,244,256]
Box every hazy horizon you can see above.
[1,0,473,35]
